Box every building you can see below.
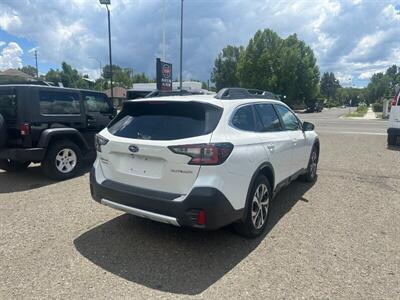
[0,69,36,84]
[104,86,127,108]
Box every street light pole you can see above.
[106,4,114,101]
[100,0,114,100]
[179,0,184,95]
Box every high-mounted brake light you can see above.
[20,123,30,136]
[168,143,234,165]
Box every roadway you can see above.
[0,108,399,299]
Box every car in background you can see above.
[388,91,400,146]
[306,102,323,113]
[0,85,116,179]
[90,88,319,238]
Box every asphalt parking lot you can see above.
[0,108,399,299]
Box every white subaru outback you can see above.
[90,88,319,238]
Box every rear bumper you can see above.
[0,147,45,162]
[388,128,400,135]
[90,168,243,230]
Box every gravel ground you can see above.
[0,131,399,299]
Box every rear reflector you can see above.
[197,210,206,225]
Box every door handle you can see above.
[292,139,298,146]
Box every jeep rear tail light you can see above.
[20,123,30,136]
[168,143,234,165]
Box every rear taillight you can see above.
[95,134,109,152]
[20,123,30,136]
[168,143,234,165]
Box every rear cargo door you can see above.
[99,100,223,195]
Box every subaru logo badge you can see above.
[128,145,139,153]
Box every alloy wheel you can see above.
[251,183,270,229]
[310,150,318,178]
[55,148,77,173]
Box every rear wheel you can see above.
[0,159,30,172]
[41,140,82,180]
[388,134,397,146]
[233,175,272,238]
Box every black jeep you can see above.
[0,85,116,180]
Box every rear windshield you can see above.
[0,90,17,120]
[108,101,222,140]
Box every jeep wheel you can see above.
[41,140,82,180]
[388,134,397,146]
[0,159,31,172]
[233,175,272,238]
[300,146,319,182]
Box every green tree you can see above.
[19,65,37,77]
[320,72,341,100]
[238,29,282,91]
[365,72,390,103]
[102,64,133,88]
[211,45,243,90]
[234,29,319,105]
[132,72,152,83]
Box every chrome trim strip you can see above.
[101,198,180,226]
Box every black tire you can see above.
[388,134,397,146]
[300,146,319,182]
[41,140,82,180]
[233,175,272,238]
[0,113,7,148]
[0,159,30,172]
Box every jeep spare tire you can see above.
[0,113,7,148]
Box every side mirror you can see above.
[302,121,315,131]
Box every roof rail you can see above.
[215,88,280,100]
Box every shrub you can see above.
[372,102,383,112]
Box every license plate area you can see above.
[118,154,164,178]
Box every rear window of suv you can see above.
[108,101,223,140]
[0,90,17,120]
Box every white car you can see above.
[388,93,400,146]
[90,88,320,237]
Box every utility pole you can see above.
[99,0,114,100]
[179,0,184,95]
[34,50,39,78]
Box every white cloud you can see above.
[0,41,23,70]
[0,12,21,31]
[0,0,399,85]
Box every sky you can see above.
[0,0,400,88]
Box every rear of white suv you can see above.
[90,95,319,237]
[388,92,400,145]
